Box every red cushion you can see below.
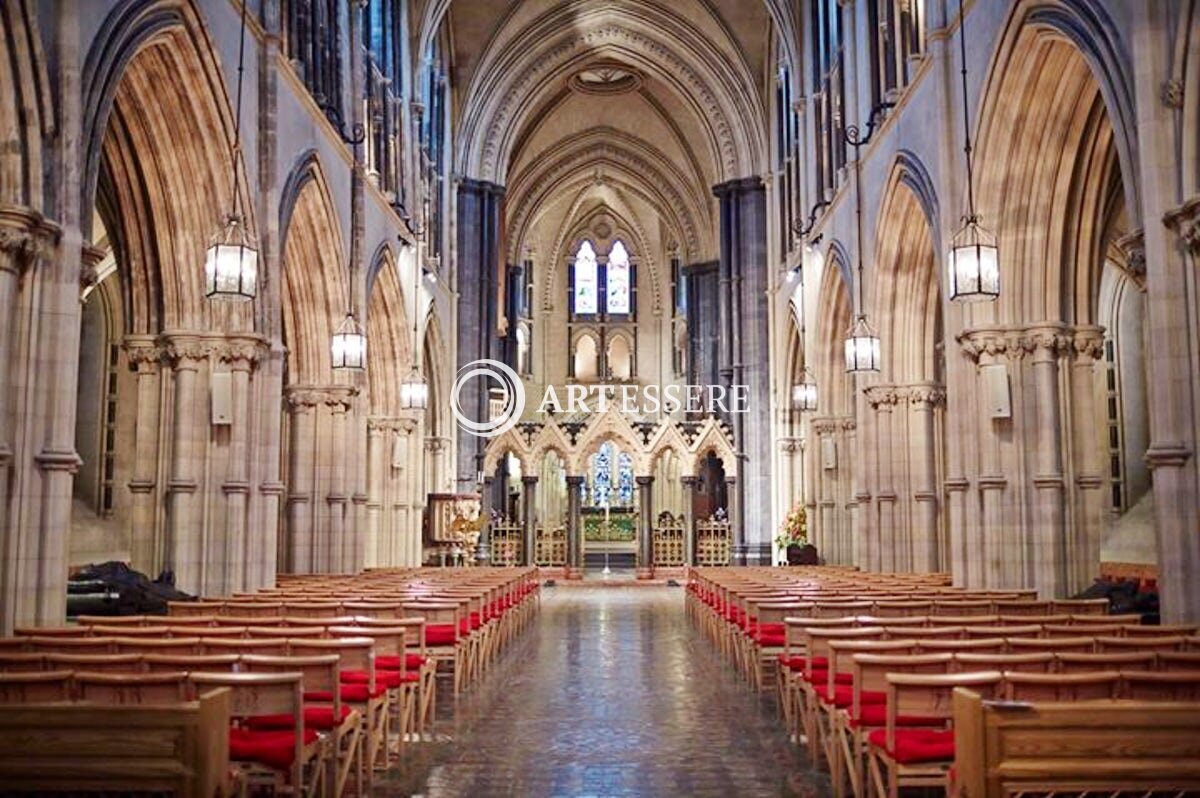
[802,667,853,685]
[303,683,386,703]
[866,728,955,764]
[757,622,785,636]
[468,612,482,630]
[229,727,318,770]
[246,705,353,731]
[813,684,886,708]
[376,653,427,670]
[341,668,404,689]
[425,623,457,646]
[754,630,786,646]
[848,704,943,728]
[776,655,829,671]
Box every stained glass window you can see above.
[590,442,613,506]
[607,240,631,314]
[617,451,634,506]
[573,241,598,314]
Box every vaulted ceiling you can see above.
[439,0,780,265]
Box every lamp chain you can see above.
[958,0,977,223]
[228,0,248,222]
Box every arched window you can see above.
[573,333,598,380]
[572,241,599,315]
[607,240,631,314]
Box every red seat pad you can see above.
[229,727,318,770]
[866,728,955,764]
[468,612,482,630]
[802,666,853,685]
[425,624,457,646]
[376,653,427,670]
[245,705,353,731]
[848,704,943,728]
[776,654,829,670]
[812,684,886,708]
[754,630,786,646]
[304,683,387,703]
[756,622,785,636]
[341,668,405,689]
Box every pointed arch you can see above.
[365,245,411,415]
[816,245,855,417]
[279,155,347,383]
[0,0,52,208]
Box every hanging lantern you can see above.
[204,214,258,300]
[400,366,429,410]
[791,367,818,412]
[947,216,999,302]
[844,315,881,373]
[331,313,367,371]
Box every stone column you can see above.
[164,338,206,595]
[636,475,654,578]
[365,419,387,567]
[1069,327,1106,595]
[219,341,259,594]
[681,475,697,566]
[865,386,896,572]
[724,476,739,566]
[1028,325,1069,598]
[326,397,350,573]
[522,476,538,566]
[565,475,584,578]
[476,476,493,564]
[455,180,505,492]
[124,339,162,576]
[909,384,944,573]
[284,389,318,574]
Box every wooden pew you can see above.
[952,687,1200,797]
[0,686,233,797]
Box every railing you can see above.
[695,518,731,566]
[534,526,567,567]
[652,512,686,567]
[490,517,524,566]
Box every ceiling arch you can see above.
[454,0,768,184]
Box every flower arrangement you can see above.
[774,505,808,550]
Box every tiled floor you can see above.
[377,584,831,797]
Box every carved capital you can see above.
[1025,325,1071,360]
[214,336,268,367]
[957,326,1021,362]
[1113,229,1146,289]
[906,382,946,408]
[0,204,60,273]
[1164,195,1200,254]
[163,335,214,367]
[1071,325,1106,361]
[285,384,357,411]
[864,384,899,409]
[124,336,163,373]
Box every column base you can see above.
[564,566,584,580]
[635,567,655,580]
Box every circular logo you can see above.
[450,359,526,438]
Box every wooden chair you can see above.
[1122,670,1200,700]
[1007,636,1095,653]
[45,653,144,674]
[798,627,886,768]
[202,637,288,657]
[330,624,419,751]
[865,671,1003,798]
[953,652,1053,674]
[951,687,1200,796]
[0,670,73,702]
[75,670,191,704]
[289,636,388,775]
[88,624,171,638]
[1123,623,1199,637]
[1098,635,1185,654]
[1050,597,1109,615]
[1157,651,1200,671]
[1003,670,1121,701]
[916,638,1005,655]
[0,653,45,671]
[0,687,232,797]
[114,636,202,655]
[282,602,344,619]
[1055,651,1155,673]
[354,616,435,733]
[144,653,242,673]
[991,600,1051,616]
[189,671,324,798]
[27,636,115,654]
[1071,612,1142,625]
[404,601,465,695]
[240,654,363,797]
[74,614,148,626]
[168,600,226,616]
[1042,622,1123,636]
[964,625,1039,640]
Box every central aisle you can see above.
[379,585,830,797]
